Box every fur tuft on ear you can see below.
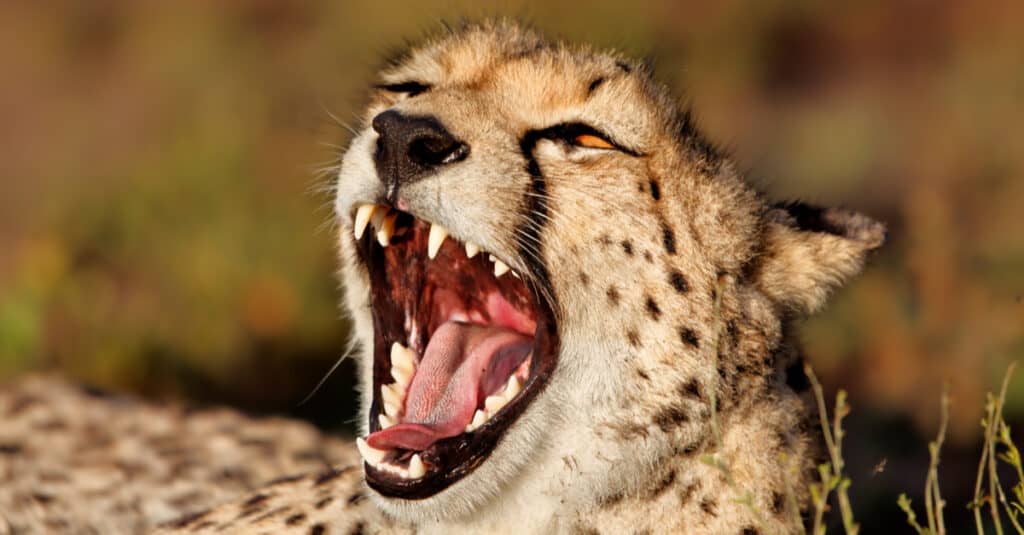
[753,202,886,314]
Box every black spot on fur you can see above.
[621,240,634,256]
[606,286,620,305]
[587,77,606,95]
[598,491,625,508]
[315,496,334,510]
[649,180,661,200]
[771,491,786,515]
[645,296,661,321]
[680,378,703,400]
[579,272,590,286]
[243,493,270,508]
[700,496,718,516]
[644,250,653,263]
[649,469,676,497]
[668,270,689,293]
[679,327,700,348]
[310,524,326,535]
[0,443,23,455]
[627,329,641,348]
[742,528,761,535]
[637,368,650,381]
[286,513,307,526]
[267,474,305,486]
[661,222,677,254]
[679,482,699,505]
[653,404,689,431]
[616,60,633,73]
[314,466,351,486]
[599,234,613,247]
[350,522,366,535]
[347,492,365,506]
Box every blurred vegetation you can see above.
[0,0,1021,531]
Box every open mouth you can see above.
[349,204,558,499]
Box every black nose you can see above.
[372,110,469,194]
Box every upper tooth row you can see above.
[465,375,523,433]
[356,437,426,479]
[352,204,518,278]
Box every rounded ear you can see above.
[752,202,886,315]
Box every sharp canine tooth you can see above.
[376,211,396,246]
[466,409,487,432]
[504,376,522,399]
[484,393,507,413]
[354,205,376,239]
[408,454,426,479]
[378,413,395,429]
[494,260,510,277]
[427,224,449,259]
[356,437,388,465]
[465,242,480,258]
[381,383,403,408]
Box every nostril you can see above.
[409,136,469,168]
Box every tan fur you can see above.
[0,21,883,534]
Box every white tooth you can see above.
[488,254,496,263]
[356,437,388,465]
[428,224,449,259]
[465,242,480,258]
[511,270,521,279]
[465,409,487,432]
[376,211,397,246]
[383,401,401,418]
[381,383,403,409]
[390,343,416,374]
[503,375,522,399]
[494,260,510,277]
[408,454,426,479]
[391,366,414,388]
[378,413,395,429]
[353,204,376,239]
[484,393,508,414]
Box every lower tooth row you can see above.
[465,375,522,433]
[356,438,426,479]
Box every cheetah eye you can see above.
[376,81,431,97]
[548,123,622,152]
[571,134,615,150]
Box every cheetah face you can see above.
[334,23,677,512]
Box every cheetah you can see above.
[0,20,884,534]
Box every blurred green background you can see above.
[1,0,1021,530]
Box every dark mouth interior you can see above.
[355,208,557,498]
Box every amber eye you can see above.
[572,134,615,149]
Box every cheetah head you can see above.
[334,21,884,525]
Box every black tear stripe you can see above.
[518,129,557,310]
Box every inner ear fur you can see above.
[752,202,886,315]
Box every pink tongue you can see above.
[366,322,531,451]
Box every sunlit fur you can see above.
[331,20,885,534]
